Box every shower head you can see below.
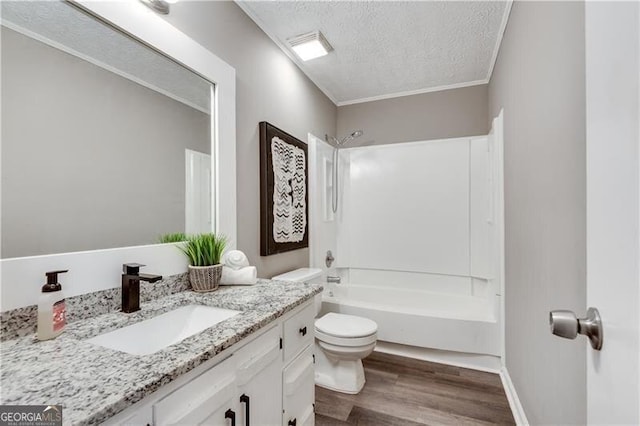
[325,134,339,145]
[341,130,363,145]
[326,129,363,214]
[326,130,364,147]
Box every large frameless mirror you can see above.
[1,1,215,258]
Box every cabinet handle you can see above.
[225,409,236,426]
[240,394,250,426]
[288,419,297,426]
[299,326,307,336]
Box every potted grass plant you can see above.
[158,232,187,244]
[180,233,227,292]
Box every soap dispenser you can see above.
[37,270,68,341]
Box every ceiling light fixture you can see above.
[139,0,178,15]
[287,30,333,61]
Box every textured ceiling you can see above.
[237,1,510,105]
[1,1,211,113]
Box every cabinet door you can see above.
[153,356,238,426]
[102,405,153,426]
[235,326,283,426]
[282,346,315,426]
[197,397,240,426]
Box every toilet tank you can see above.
[272,268,324,315]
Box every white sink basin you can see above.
[86,305,241,356]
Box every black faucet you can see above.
[121,263,162,313]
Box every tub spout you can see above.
[327,275,341,284]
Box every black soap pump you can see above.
[37,270,68,341]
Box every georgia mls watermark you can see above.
[0,406,62,426]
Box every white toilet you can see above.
[272,268,378,394]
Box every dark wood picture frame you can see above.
[259,122,309,256]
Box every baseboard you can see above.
[374,341,501,373]
[499,367,529,426]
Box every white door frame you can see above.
[185,149,212,234]
[585,2,640,423]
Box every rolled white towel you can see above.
[223,250,250,270]
[220,266,257,285]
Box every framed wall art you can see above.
[259,121,309,256]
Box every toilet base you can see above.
[314,341,368,394]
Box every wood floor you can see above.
[315,352,515,426]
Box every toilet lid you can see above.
[315,313,378,338]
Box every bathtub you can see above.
[317,270,501,356]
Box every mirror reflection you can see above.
[1,1,214,258]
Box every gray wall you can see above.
[1,27,210,258]
[488,2,586,424]
[161,2,337,279]
[337,85,488,146]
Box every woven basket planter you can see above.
[188,264,223,292]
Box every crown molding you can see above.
[486,0,514,82]
[336,79,489,107]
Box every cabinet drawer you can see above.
[283,345,315,426]
[283,303,315,363]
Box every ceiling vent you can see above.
[287,30,333,61]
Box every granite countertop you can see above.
[0,279,322,425]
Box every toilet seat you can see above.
[315,329,377,347]
[315,313,378,338]
[315,313,378,347]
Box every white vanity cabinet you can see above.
[153,325,282,426]
[103,299,316,426]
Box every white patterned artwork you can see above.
[260,122,308,256]
[271,136,307,243]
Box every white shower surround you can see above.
[309,124,504,360]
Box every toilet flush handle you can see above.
[299,326,307,336]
